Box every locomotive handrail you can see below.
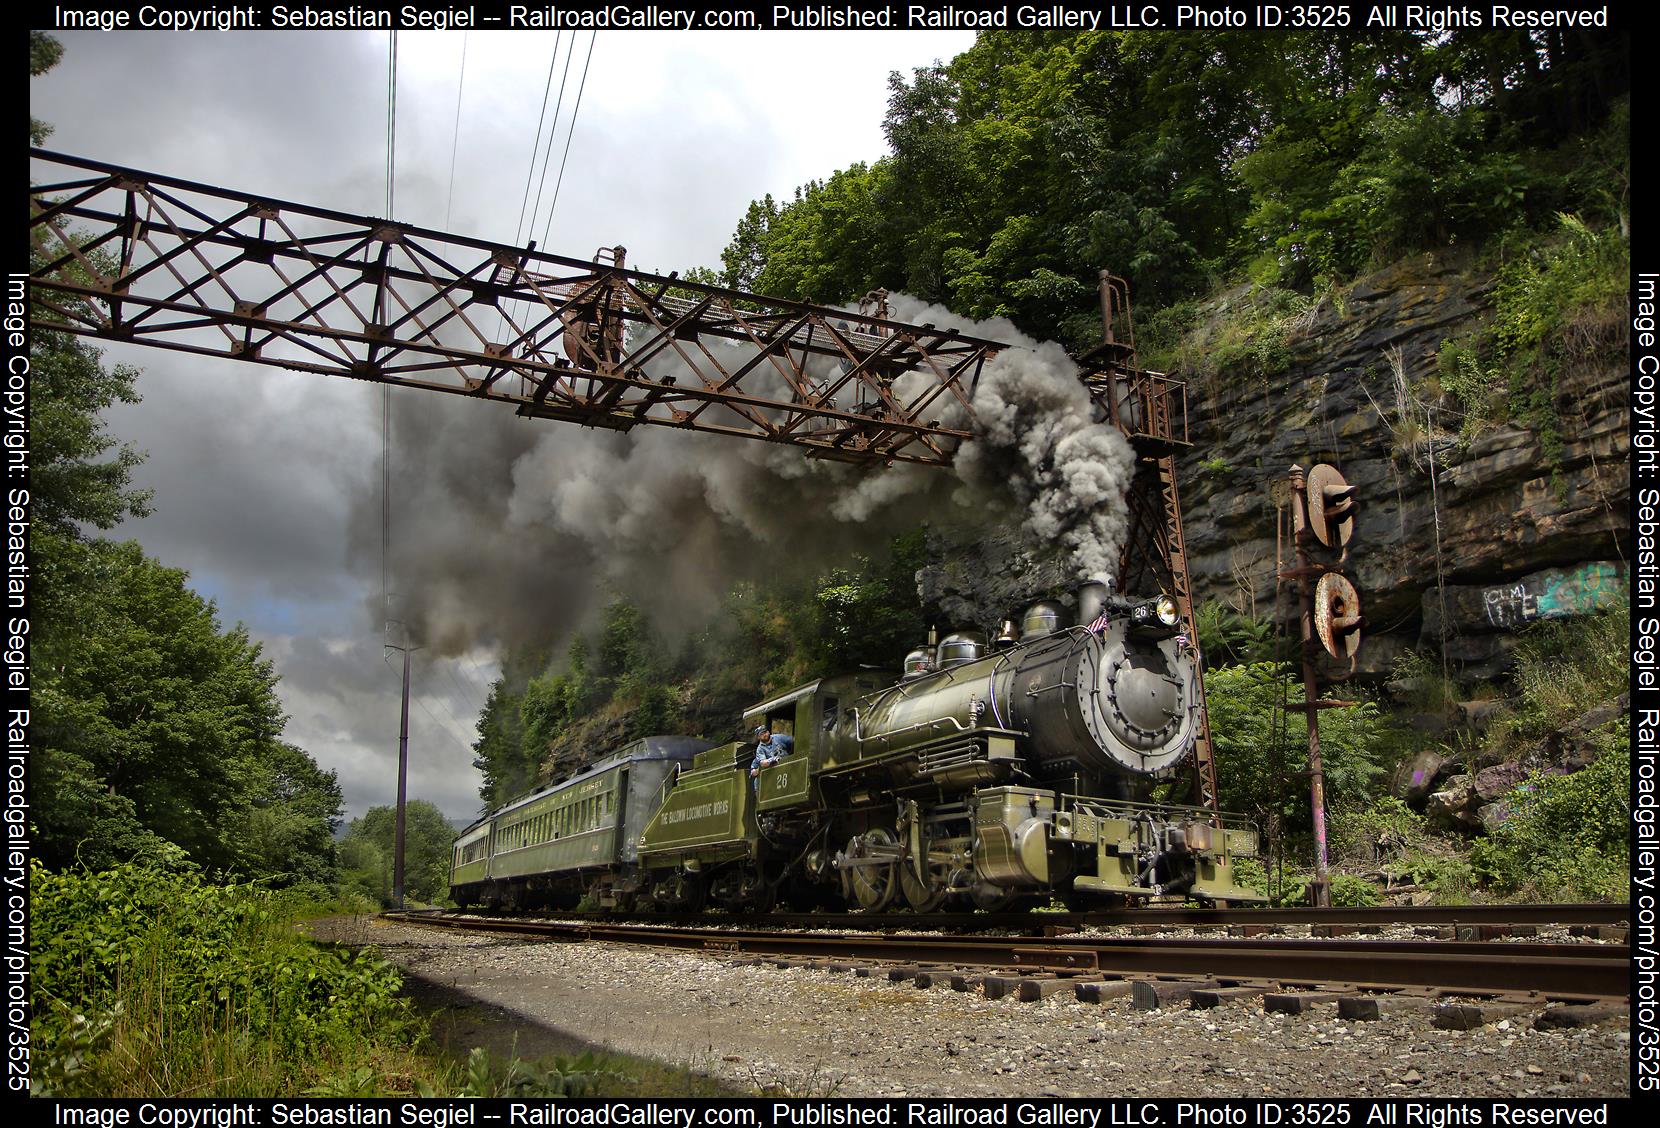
[651,763,682,816]
[851,709,973,744]
[1059,791,1258,828]
[1023,680,1078,695]
[983,649,1016,729]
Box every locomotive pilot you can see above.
[750,725,794,790]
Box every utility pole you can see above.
[385,624,421,909]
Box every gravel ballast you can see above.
[310,916,1630,1099]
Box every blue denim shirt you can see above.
[751,733,795,774]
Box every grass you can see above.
[32,867,438,1097]
[33,866,752,1098]
[1141,283,1321,387]
[1488,602,1628,753]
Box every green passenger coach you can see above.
[450,735,712,910]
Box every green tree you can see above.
[1204,662,1388,830]
[33,540,294,875]
[469,643,551,806]
[26,32,367,889]
[30,31,63,144]
[341,801,457,905]
[519,649,583,777]
[720,195,778,291]
[28,332,153,540]
[233,742,343,888]
[473,678,529,806]
[719,27,1626,345]
[813,531,927,672]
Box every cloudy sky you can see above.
[31,29,976,824]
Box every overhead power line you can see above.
[527,34,579,251]
[513,34,564,250]
[539,31,599,252]
[443,32,469,237]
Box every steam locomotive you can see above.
[449,581,1263,913]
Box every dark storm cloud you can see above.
[264,633,497,824]
[100,356,377,617]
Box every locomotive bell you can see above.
[994,619,1021,649]
[936,631,986,667]
[1020,601,1069,639]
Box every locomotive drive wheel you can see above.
[841,828,899,912]
[899,861,950,913]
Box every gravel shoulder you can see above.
[307,915,1631,1099]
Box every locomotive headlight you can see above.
[1155,595,1179,627]
[1128,595,1181,638]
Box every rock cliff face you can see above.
[923,250,1630,688]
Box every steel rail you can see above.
[383,913,1629,1001]
[410,902,1632,931]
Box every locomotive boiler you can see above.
[450,581,1263,914]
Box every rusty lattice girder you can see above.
[28,150,1003,467]
[1083,271,1217,817]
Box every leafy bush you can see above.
[1435,216,1628,451]
[1331,795,1428,865]
[1470,721,1629,900]
[31,863,419,1096]
[1387,649,1461,716]
[1401,852,1478,905]
[1205,663,1391,830]
[1230,857,1274,901]
[1159,285,1315,384]
[1194,602,1276,669]
[1282,872,1381,908]
[1327,874,1383,908]
[1239,102,1547,286]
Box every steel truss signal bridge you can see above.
[26,148,1217,810]
[28,150,1010,467]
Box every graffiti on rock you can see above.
[1482,562,1624,629]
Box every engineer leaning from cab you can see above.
[749,725,794,789]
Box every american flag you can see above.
[1086,612,1110,636]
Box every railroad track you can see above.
[382,910,1630,1003]
[395,901,1631,931]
